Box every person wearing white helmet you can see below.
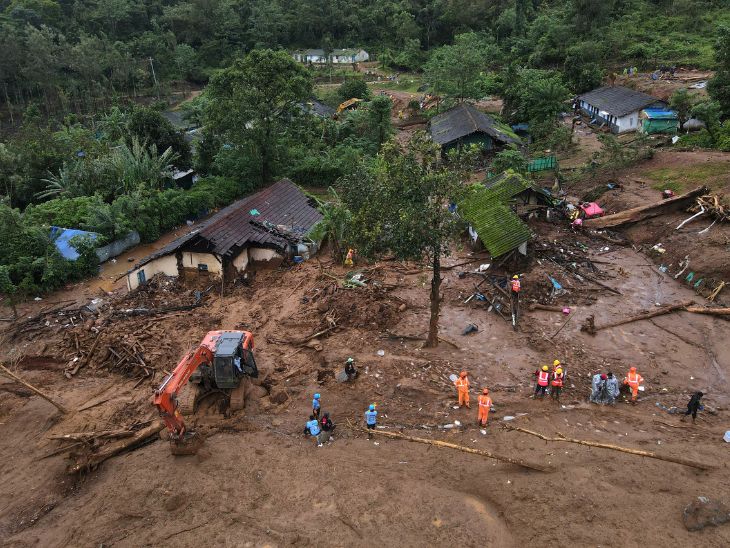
[344,357,357,381]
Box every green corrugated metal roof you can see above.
[460,184,531,258]
[483,172,531,202]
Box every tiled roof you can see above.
[429,103,521,147]
[130,179,322,270]
[578,86,665,117]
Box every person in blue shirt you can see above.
[312,393,321,419]
[364,404,377,439]
[304,414,324,447]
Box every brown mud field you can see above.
[2,188,730,546]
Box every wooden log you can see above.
[584,186,707,229]
[0,363,68,414]
[503,424,713,471]
[585,301,693,333]
[347,421,551,472]
[685,306,730,316]
[528,304,566,313]
[67,421,163,474]
[49,428,135,442]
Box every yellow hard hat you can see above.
[553,360,560,366]
[556,368,563,374]
[542,365,549,371]
[513,275,519,279]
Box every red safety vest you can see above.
[551,373,564,387]
[510,280,521,292]
[538,371,549,386]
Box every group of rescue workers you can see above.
[452,370,493,427]
[301,279,706,446]
[304,357,378,446]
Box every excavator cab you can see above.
[212,332,258,389]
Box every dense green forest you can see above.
[1,0,729,117]
[2,0,730,304]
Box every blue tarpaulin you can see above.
[642,108,678,120]
[50,226,98,260]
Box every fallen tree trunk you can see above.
[348,421,550,472]
[0,363,68,414]
[584,186,707,229]
[583,302,730,333]
[503,424,713,471]
[685,306,730,316]
[68,421,163,474]
[582,301,693,333]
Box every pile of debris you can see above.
[304,267,404,330]
[60,315,182,382]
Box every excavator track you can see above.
[228,381,246,413]
[177,381,199,416]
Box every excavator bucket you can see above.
[169,430,205,456]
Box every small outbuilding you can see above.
[577,86,667,134]
[429,103,521,155]
[124,179,322,291]
[639,108,678,134]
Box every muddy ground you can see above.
[2,150,730,545]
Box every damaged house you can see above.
[460,172,553,258]
[429,103,521,155]
[125,179,322,291]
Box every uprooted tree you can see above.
[338,135,473,347]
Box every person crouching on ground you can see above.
[321,412,335,440]
[304,414,326,447]
[344,358,357,381]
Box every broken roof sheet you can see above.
[578,86,665,117]
[129,179,322,272]
[460,184,531,258]
[429,103,521,147]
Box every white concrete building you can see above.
[577,86,666,134]
[292,48,369,64]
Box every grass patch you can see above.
[644,161,730,193]
[370,77,423,93]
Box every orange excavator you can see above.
[153,330,258,454]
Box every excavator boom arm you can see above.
[153,345,215,437]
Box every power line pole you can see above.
[148,57,160,99]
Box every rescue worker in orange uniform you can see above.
[454,371,470,408]
[534,365,550,398]
[344,248,354,267]
[623,366,644,403]
[477,388,492,427]
[551,367,564,401]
